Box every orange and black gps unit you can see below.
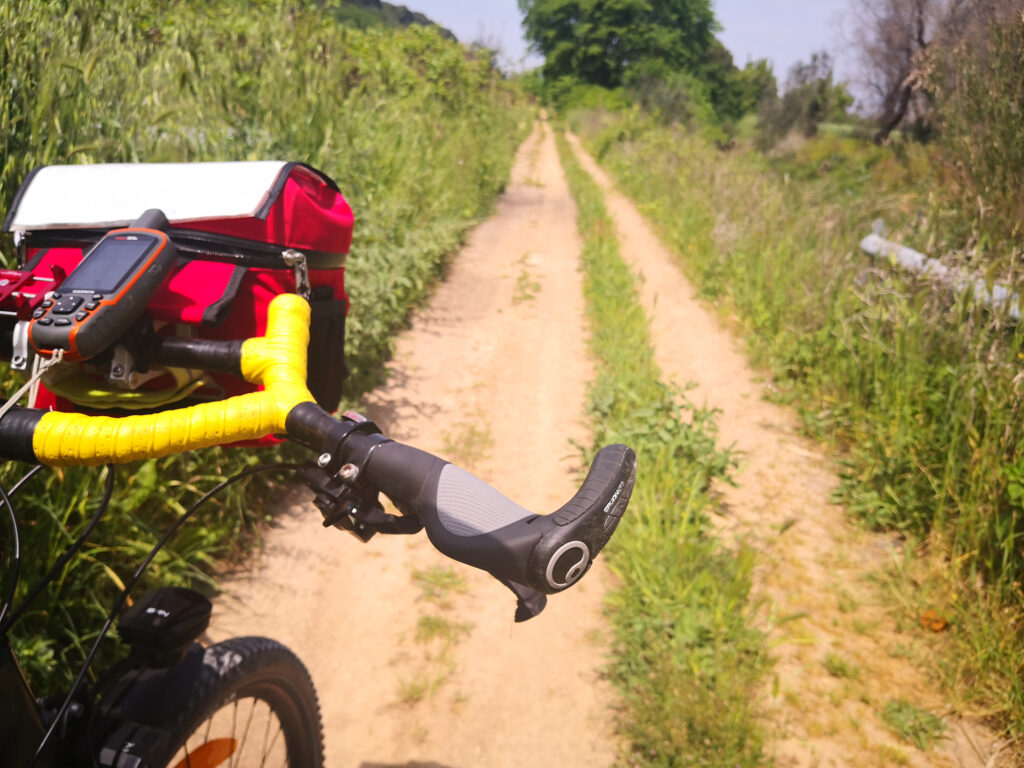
[29,210,178,362]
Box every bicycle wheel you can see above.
[155,637,324,768]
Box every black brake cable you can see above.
[8,464,44,497]
[0,466,116,636]
[0,464,48,628]
[29,460,304,768]
[0,480,21,630]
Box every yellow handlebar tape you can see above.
[33,294,316,466]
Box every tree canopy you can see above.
[518,0,718,88]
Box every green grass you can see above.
[512,254,542,304]
[411,565,468,609]
[441,419,495,471]
[822,653,860,679]
[555,130,768,767]
[1,1,528,696]
[881,700,947,750]
[571,107,1024,742]
[414,614,470,645]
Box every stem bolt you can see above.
[338,463,359,482]
[317,452,332,467]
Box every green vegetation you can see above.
[512,254,541,304]
[519,0,716,88]
[881,700,947,750]
[756,51,854,149]
[414,613,470,645]
[1,0,527,694]
[411,565,469,608]
[926,12,1024,263]
[328,0,455,39]
[572,104,1024,737]
[519,0,775,132]
[822,653,860,680]
[441,418,495,471]
[556,130,767,767]
[400,578,472,704]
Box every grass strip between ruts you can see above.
[555,130,769,767]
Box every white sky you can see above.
[403,0,854,86]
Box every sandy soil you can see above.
[206,119,619,767]
[565,132,1008,768]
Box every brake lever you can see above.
[300,462,422,542]
[491,574,547,622]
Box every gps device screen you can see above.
[29,218,178,362]
[58,235,157,294]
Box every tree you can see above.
[786,52,853,128]
[756,51,853,148]
[735,58,777,115]
[518,0,717,89]
[846,0,993,142]
[698,38,744,120]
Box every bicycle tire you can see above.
[162,636,323,768]
[99,636,324,768]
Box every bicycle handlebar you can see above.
[0,294,636,597]
[362,438,634,592]
[0,294,313,465]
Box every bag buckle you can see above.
[281,249,310,299]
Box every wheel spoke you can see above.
[234,695,257,763]
[258,719,284,768]
[260,701,272,763]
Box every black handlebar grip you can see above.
[359,439,636,594]
[0,406,44,464]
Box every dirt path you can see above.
[565,132,1007,767]
[206,119,618,767]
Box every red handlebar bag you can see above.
[2,161,352,443]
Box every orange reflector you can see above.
[170,738,238,768]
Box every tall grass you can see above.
[925,10,1024,261]
[1,0,528,693]
[571,108,1024,736]
[556,130,768,767]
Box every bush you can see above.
[538,75,631,113]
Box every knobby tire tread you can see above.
[141,636,324,768]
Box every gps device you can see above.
[29,210,179,362]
